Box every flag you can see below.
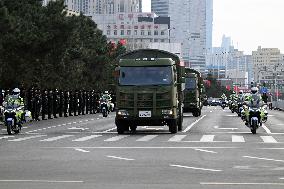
[119,39,127,46]
[226,85,231,91]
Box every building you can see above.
[151,0,169,17]
[206,0,213,53]
[93,12,170,50]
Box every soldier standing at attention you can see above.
[41,89,48,120]
[58,90,64,117]
[47,90,53,119]
[69,90,73,116]
[52,89,59,118]
[64,90,69,117]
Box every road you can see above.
[0,106,284,189]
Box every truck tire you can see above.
[192,110,199,117]
[115,119,126,134]
[169,120,177,134]
[178,112,183,131]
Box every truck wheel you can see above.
[115,119,125,134]
[169,120,177,134]
[130,125,137,133]
[192,111,199,117]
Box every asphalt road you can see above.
[0,106,284,189]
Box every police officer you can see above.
[58,90,64,117]
[82,90,86,115]
[78,90,82,115]
[47,90,53,119]
[41,89,48,120]
[63,90,69,117]
[69,90,73,116]
[85,91,90,114]
[73,90,78,116]
[33,89,41,121]
[52,89,59,118]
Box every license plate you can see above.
[139,111,151,118]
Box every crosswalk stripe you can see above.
[232,135,245,142]
[136,135,158,142]
[168,135,187,142]
[40,135,73,142]
[72,135,102,142]
[104,135,129,142]
[260,136,278,143]
[200,135,215,142]
[9,135,46,142]
[0,136,15,140]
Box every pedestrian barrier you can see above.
[272,100,284,111]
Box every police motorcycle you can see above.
[3,103,24,135]
[241,98,268,134]
[100,99,109,117]
[221,100,227,109]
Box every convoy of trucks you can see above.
[114,49,204,134]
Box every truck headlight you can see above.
[117,110,129,116]
[162,109,173,115]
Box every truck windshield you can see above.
[185,78,196,89]
[119,66,173,86]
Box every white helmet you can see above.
[251,87,258,94]
[104,91,109,94]
[239,90,243,94]
[12,88,20,95]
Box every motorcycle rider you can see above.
[242,87,267,125]
[220,93,227,108]
[100,91,113,112]
[3,88,25,125]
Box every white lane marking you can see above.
[37,129,42,131]
[75,148,90,153]
[170,164,222,172]
[68,127,89,131]
[280,178,284,180]
[200,182,284,186]
[42,128,46,130]
[67,123,72,125]
[85,120,89,122]
[168,135,187,142]
[243,156,284,163]
[91,119,94,121]
[200,135,215,142]
[214,126,238,130]
[9,135,46,142]
[73,122,77,124]
[262,124,272,134]
[61,124,66,126]
[0,180,83,183]
[47,127,52,129]
[22,127,27,129]
[52,126,56,128]
[97,118,100,120]
[210,111,212,112]
[194,149,217,154]
[72,135,102,142]
[232,135,245,143]
[0,136,15,140]
[261,136,278,143]
[40,135,73,142]
[103,127,117,133]
[225,115,237,117]
[107,155,134,161]
[183,115,206,133]
[136,135,158,142]
[79,121,83,123]
[268,115,275,117]
[104,135,129,142]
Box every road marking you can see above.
[40,135,73,142]
[243,156,284,163]
[200,182,284,186]
[61,124,66,126]
[73,122,77,124]
[170,164,222,172]
[136,135,158,141]
[97,118,100,120]
[91,119,94,121]
[85,120,89,122]
[214,126,238,130]
[22,127,27,129]
[107,155,134,161]
[68,127,89,131]
[232,135,245,142]
[262,124,272,134]
[52,126,56,128]
[67,123,72,125]
[0,136,15,140]
[182,115,206,133]
[168,135,187,142]
[0,180,83,183]
[225,115,237,117]
[104,135,129,142]
[200,135,215,142]
[44,147,238,150]
[103,127,117,133]
[194,149,217,154]
[75,148,90,153]
[9,135,45,142]
[261,136,278,143]
[72,135,102,142]
[280,178,284,180]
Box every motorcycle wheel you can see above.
[7,122,12,135]
[251,128,256,134]
[102,110,107,117]
[251,120,257,134]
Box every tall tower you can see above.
[151,0,169,16]
[206,0,213,53]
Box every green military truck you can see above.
[115,49,185,134]
[184,68,204,117]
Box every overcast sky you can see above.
[143,0,284,54]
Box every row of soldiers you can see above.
[17,89,103,121]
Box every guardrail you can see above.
[272,100,284,110]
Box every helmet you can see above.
[104,91,109,94]
[239,90,243,94]
[251,87,258,94]
[232,91,236,94]
[12,88,20,95]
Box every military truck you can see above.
[115,49,185,134]
[184,68,204,117]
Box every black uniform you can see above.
[33,89,41,121]
[73,91,78,116]
[63,91,69,117]
[58,90,64,117]
[52,89,59,118]
[69,91,73,116]
[47,90,53,119]
[41,90,48,120]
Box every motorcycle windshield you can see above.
[6,104,19,110]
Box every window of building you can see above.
[121,30,124,35]
[154,39,158,42]
[134,30,137,35]
[161,31,165,35]
[114,30,117,35]
[154,30,159,35]
[107,30,111,35]
[127,30,131,35]
[141,30,145,36]
[148,31,151,36]
[161,39,165,42]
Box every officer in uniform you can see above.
[82,90,86,115]
[58,90,64,117]
[47,90,53,119]
[69,90,73,116]
[73,90,78,116]
[85,91,90,114]
[63,90,69,117]
[52,89,59,118]
[29,88,35,119]
[78,90,82,115]
[41,89,48,120]
[33,89,41,121]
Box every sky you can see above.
[142,0,284,54]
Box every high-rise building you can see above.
[152,0,211,72]
[151,0,169,17]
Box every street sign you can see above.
[260,87,268,94]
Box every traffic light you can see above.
[250,82,254,88]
